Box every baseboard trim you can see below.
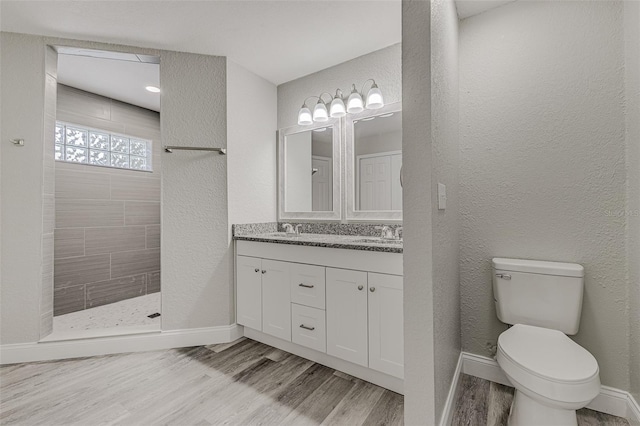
[458,351,640,423]
[0,324,241,365]
[244,327,404,394]
[439,351,464,426]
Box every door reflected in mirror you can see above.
[285,127,333,212]
[354,111,402,211]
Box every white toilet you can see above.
[492,258,601,426]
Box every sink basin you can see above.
[354,238,402,244]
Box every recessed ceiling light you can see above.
[361,117,375,121]
[379,113,394,118]
[146,86,160,93]
[312,127,327,132]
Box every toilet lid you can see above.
[498,324,599,383]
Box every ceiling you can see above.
[455,0,516,19]
[0,1,512,112]
[0,0,401,86]
[57,49,160,112]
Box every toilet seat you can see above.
[497,324,600,408]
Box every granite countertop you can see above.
[233,232,403,253]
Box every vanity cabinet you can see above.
[236,255,291,342]
[368,272,404,379]
[326,268,369,367]
[235,240,404,393]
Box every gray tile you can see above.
[55,169,111,200]
[85,226,146,255]
[111,249,160,279]
[125,201,160,225]
[57,84,110,120]
[54,228,85,259]
[56,199,124,228]
[146,271,161,293]
[54,284,85,316]
[146,225,160,248]
[54,254,110,289]
[86,274,146,308]
[111,175,160,201]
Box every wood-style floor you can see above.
[451,373,630,426]
[0,337,403,426]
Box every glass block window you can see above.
[55,122,152,172]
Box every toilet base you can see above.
[508,390,578,426]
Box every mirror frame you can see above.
[278,118,342,221]
[345,101,403,223]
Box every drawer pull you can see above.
[299,324,315,331]
[254,268,260,273]
[358,285,364,291]
[298,283,314,289]
[261,270,267,274]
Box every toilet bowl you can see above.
[497,324,600,426]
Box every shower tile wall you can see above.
[54,84,161,316]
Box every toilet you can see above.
[492,258,601,426]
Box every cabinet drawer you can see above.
[290,263,326,309]
[291,303,326,353]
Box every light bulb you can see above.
[145,86,160,93]
[365,83,384,109]
[347,89,364,114]
[313,101,329,122]
[297,106,313,125]
[329,96,346,118]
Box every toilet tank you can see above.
[492,258,585,335]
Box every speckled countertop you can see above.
[233,231,403,253]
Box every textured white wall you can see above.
[430,0,460,421]
[277,44,401,129]
[161,51,231,329]
[227,60,277,227]
[0,32,46,344]
[459,1,630,389]
[624,0,640,402]
[402,1,436,423]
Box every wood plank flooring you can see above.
[0,338,403,426]
[451,373,630,426]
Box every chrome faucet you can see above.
[376,225,394,240]
[282,223,295,234]
[394,227,403,240]
[295,224,302,235]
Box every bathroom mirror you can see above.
[346,102,402,222]
[278,119,342,221]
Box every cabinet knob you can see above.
[254,268,260,273]
[357,285,364,291]
[261,270,267,274]
[370,287,376,292]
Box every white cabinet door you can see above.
[261,259,292,341]
[236,255,262,331]
[326,268,368,366]
[368,272,404,378]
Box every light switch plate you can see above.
[438,183,446,210]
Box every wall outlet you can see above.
[438,183,446,210]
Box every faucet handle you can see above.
[283,223,294,234]
[375,225,393,239]
[294,224,302,235]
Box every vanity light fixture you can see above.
[297,79,384,125]
[145,85,160,93]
